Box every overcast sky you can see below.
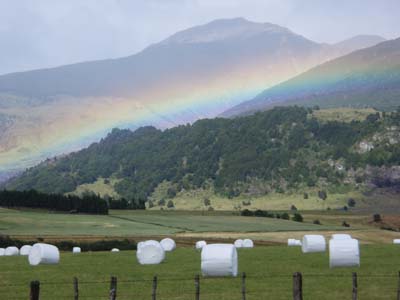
[0,0,398,75]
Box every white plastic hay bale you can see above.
[111,248,120,252]
[195,241,207,250]
[331,234,352,240]
[5,246,19,256]
[329,238,360,268]
[0,248,5,256]
[72,247,81,254]
[136,240,165,265]
[160,238,176,252]
[29,243,59,266]
[137,242,145,250]
[201,244,238,277]
[393,239,400,244]
[234,239,243,248]
[242,239,254,248]
[302,235,326,253]
[20,245,32,256]
[288,239,302,246]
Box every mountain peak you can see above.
[334,34,386,51]
[160,18,290,45]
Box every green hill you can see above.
[223,38,400,116]
[4,107,400,208]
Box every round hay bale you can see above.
[302,235,326,253]
[393,239,400,244]
[29,243,60,266]
[72,247,81,254]
[288,239,302,246]
[242,239,254,248]
[0,248,5,256]
[137,242,145,250]
[331,234,352,240]
[201,244,238,277]
[111,248,120,252]
[160,238,176,252]
[234,239,243,248]
[136,240,165,265]
[329,238,360,268]
[195,241,207,250]
[5,246,19,256]
[20,245,32,256]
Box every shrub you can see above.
[303,193,309,199]
[292,213,303,222]
[281,212,290,220]
[290,205,298,211]
[241,209,254,217]
[313,219,321,225]
[342,221,350,227]
[318,190,327,200]
[167,200,175,208]
[347,198,356,207]
[242,200,251,206]
[203,197,211,206]
[158,199,166,206]
[208,206,214,211]
[148,200,154,208]
[373,213,382,222]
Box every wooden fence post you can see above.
[73,277,79,300]
[397,271,400,300]
[30,280,40,300]
[241,272,246,300]
[293,272,303,300]
[109,276,117,300]
[352,272,358,300]
[195,274,200,300]
[152,275,158,300]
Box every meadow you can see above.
[1,245,400,300]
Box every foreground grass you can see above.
[0,245,399,300]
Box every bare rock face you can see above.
[367,166,400,192]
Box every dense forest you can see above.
[0,190,146,213]
[4,106,400,200]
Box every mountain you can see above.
[0,18,385,179]
[4,107,400,209]
[223,37,400,117]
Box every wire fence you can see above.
[0,271,399,300]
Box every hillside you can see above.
[0,18,384,181]
[223,38,400,117]
[4,107,400,210]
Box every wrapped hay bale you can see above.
[20,245,32,256]
[201,244,238,277]
[29,243,59,266]
[137,242,145,250]
[72,247,81,254]
[393,239,400,244]
[136,240,165,265]
[195,241,207,250]
[160,238,176,252]
[329,238,360,268]
[242,239,254,248]
[0,248,5,256]
[111,248,120,252]
[331,234,352,240]
[234,239,243,248]
[288,239,302,246]
[5,246,19,256]
[302,235,326,253]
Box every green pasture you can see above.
[0,245,399,300]
[0,209,337,237]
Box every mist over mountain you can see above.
[0,18,385,179]
[223,37,400,117]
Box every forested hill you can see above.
[4,107,400,200]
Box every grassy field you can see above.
[0,208,337,237]
[0,245,399,300]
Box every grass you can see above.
[0,245,399,299]
[0,208,336,237]
[312,107,378,123]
